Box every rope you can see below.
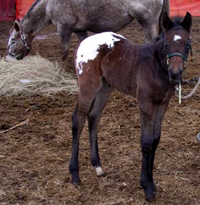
[181,76,200,99]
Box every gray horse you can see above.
[6,0,169,61]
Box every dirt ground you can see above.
[0,17,200,205]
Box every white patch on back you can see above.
[174,35,182,42]
[76,32,125,75]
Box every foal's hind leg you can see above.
[69,74,103,184]
[87,78,112,177]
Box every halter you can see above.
[166,52,188,69]
[21,34,31,51]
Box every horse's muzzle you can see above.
[169,67,183,84]
[5,54,18,62]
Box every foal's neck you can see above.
[155,39,168,71]
[21,0,51,36]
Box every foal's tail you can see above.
[158,0,170,34]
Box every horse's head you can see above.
[5,20,32,61]
[162,12,192,84]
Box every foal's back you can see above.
[75,32,162,97]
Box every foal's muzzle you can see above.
[167,52,187,84]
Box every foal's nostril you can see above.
[169,68,183,83]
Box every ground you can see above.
[0,17,200,205]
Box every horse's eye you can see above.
[164,44,169,52]
[11,40,16,45]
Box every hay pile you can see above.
[0,55,78,97]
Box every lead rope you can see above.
[181,76,200,100]
[178,83,182,104]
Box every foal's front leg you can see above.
[139,102,169,202]
[139,107,156,202]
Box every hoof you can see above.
[95,166,105,177]
[197,132,200,143]
[71,179,81,187]
[146,196,156,203]
[145,186,156,202]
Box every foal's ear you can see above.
[14,20,21,32]
[162,12,173,31]
[182,12,192,32]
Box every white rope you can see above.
[181,76,200,99]
[178,83,182,104]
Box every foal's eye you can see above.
[164,44,169,52]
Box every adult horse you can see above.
[69,12,192,201]
[5,0,169,61]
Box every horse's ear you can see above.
[182,12,192,32]
[162,12,173,31]
[14,20,21,32]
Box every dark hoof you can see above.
[146,192,155,202]
[145,186,156,202]
[71,179,81,187]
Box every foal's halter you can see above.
[166,48,192,104]
[166,52,188,69]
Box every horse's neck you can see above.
[21,0,50,36]
[155,40,168,71]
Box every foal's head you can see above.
[162,12,192,84]
[5,21,32,61]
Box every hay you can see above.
[0,55,78,97]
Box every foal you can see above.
[69,12,192,201]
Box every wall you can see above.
[0,0,15,21]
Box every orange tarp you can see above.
[15,0,200,20]
[15,0,35,20]
[170,0,200,16]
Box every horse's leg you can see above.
[87,78,112,177]
[57,24,72,61]
[139,101,169,202]
[149,101,169,188]
[69,73,102,185]
[75,31,88,42]
[138,19,158,42]
[139,103,156,201]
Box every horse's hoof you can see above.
[95,166,105,177]
[197,132,200,143]
[146,196,156,203]
[145,187,156,203]
[71,178,81,187]
[145,192,155,203]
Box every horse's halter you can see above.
[20,34,31,51]
[166,44,192,70]
[6,34,31,60]
[166,52,187,69]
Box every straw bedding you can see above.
[0,55,78,97]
